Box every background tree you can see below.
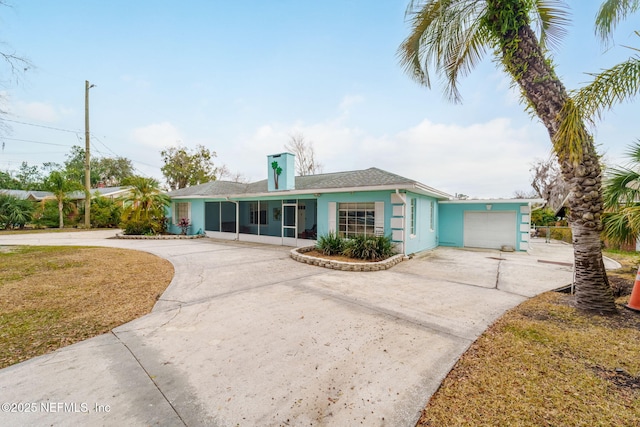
[213,164,248,183]
[42,170,83,228]
[284,132,323,176]
[64,145,134,188]
[398,0,616,312]
[15,162,42,190]
[529,157,570,211]
[96,156,134,186]
[0,170,20,189]
[120,176,169,235]
[160,144,219,190]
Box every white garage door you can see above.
[464,211,516,249]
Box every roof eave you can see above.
[168,183,452,200]
[439,198,545,204]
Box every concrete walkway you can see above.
[0,232,602,426]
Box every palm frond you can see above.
[595,0,640,44]
[532,0,570,52]
[553,98,588,164]
[574,51,640,122]
[603,166,640,208]
[442,4,492,101]
[398,0,491,103]
[602,205,640,245]
[622,139,640,164]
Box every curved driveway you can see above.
[0,231,586,426]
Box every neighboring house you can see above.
[166,152,541,255]
[1,187,132,209]
[67,186,132,203]
[0,189,55,202]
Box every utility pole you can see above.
[84,80,95,229]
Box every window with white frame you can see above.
[249,201,267,225]
[338,202,375,237]
[410,198,417,235]
[174,202,190,224]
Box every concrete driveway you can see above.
[0,232,587,426]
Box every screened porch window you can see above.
[249,202,268,225]
[338,202,375,237]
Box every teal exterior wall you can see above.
[438,202,530,251]
[168,190,442,253]
[167,199,205,235]
[404,192,439,254]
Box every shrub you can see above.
[316,232,345,255]
[121,218,158,236]
[343,234,396,261]
[31,199,77,228]
[550,227,572,243]
[90,195,122,228]
[0,194,35,229]
[177,217,190,235]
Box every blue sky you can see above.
[0,1,637,197]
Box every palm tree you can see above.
[602,141,640,246]
[43,170,83,229]
[0,194,35,229]
[120,176,169,234]
[398,0,616,312]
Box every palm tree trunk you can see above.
[503,24,616,312]
[58,199,64,229]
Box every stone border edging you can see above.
[290,246,407,271]
[114,233,207,240]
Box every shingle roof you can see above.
[166,167,451,199]
[0,189,53,200]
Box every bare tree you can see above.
[0,2,33,139]
[284,132,323,176]
[529,157,570,212]
[513,189,537,199]
[214,164,248,183]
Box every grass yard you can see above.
[0,245,173,369]
[418,250,640,426]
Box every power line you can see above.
[0,137,72,147]
[2,118,82,134]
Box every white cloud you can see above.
[130,122,183,149]
[224,103,550,198]
[388,118,549,197]
[12,101,65,123]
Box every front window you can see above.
[338,202,375,237]
[174,202,190,224]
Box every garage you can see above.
[463,211,517,249]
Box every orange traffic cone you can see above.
[625,266,640,312]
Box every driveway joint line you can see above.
[292,280,473,343]
[110,331,187,427]
[155,271,328,311]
